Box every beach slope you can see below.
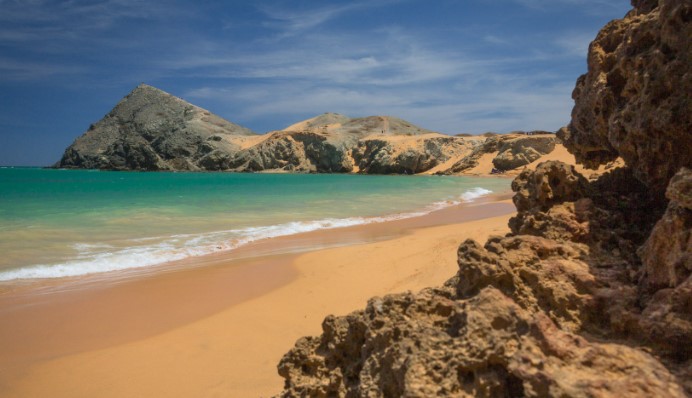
[0,202,514,397]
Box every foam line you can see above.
[0,187,493,281]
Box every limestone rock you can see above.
[436,133,557,175]
[56,84,255,171]
[354,136,469,174]
[508,161,591,241]
[436,135,502,174]
[492,135,556,171]
[57,97,564,175]
[277,285,685,397]
[639,168,692,293]
[564,0,692,195]
[283,112,352,133]
[230,131,353,173]
[276,161,690,397]
[58,104,471,174]
[511,161,590,212]
[275,1,692,395]
[226,115,441,174]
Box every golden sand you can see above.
[0,200,514,397]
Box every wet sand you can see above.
[0,197,515,397]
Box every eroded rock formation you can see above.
[228,131,354,173]
[493,135,556,171]
[562,0,692,196]
[437,133,557,174]
[278,286,683,397]
[354,136,470,174]
[275,1,692,396]
[276,160,689,397]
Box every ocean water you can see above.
[0,168,510,281]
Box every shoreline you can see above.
[0,196,515,397]
[0,188,512,288]
[0,176,511,283]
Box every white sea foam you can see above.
[0,187,494,281]
[460,187,493,202]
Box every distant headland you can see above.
[55,83,581,176]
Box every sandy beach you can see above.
[0,198,515,398]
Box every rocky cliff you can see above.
[562,0,691,196]
[226,131,355,173]
[275,1,691,396]
[353,135,472,174]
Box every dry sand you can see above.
[0,200,515,398]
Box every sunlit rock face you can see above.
[563,0,692,196]
[56,84,255,171]
[274,1,692,396]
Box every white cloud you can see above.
[186,66,575,135]
[157,26,478,88]
[554,32,597,58]
[0,0,190,80]
[259,3,358,34]
[257,0,403,37]
[483,35,510,45]
[511,0,626,10]
[0,58,86,80]
[0,0,608,135]
[0,0,182,42]
[172,2,585,135]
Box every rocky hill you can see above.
[56,84,256,171]
[56,90,566,175]
[275,1,691,396]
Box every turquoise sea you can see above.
[0,168,510,281]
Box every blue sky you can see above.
[0,0,631,166]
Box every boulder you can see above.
[509,161,592,241]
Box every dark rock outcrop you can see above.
[226,115,441,174]
[275,1,692,396]
[229,131,353,173]
[354,136,470,174]
[562,0,692,195]
[56,84,255,171]
[638,167,691,294]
